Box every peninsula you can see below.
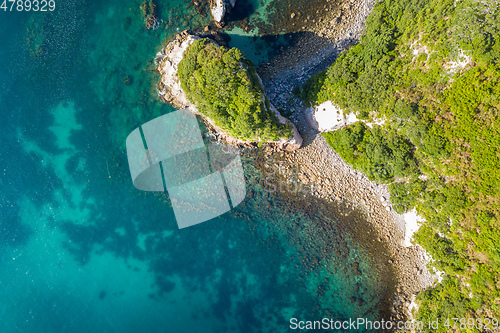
[155,31,302,151]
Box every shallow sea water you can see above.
[0,0,387,332]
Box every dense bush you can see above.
[178,39,291,142]
[322,122,417,183]
[304,0,500,326]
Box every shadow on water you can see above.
[52,132,398,322]
[226,0,257,22]
[214,29,337,67]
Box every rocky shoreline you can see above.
[254,0,437,322]
[152,0,437,322]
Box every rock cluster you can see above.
[140,0,159,30]
[262,127,436,321]
[156,31,200,108]
[259,0,378,83]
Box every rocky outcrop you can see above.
[155,31,302,151]
[210,0,236,26]
[256,0,434,320]
[270,104,303,151]
[156,32,200,108]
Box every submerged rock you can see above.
[140,0,159,30]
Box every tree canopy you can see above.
[178,39,291,142]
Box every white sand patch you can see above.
[435,268,444,283]
[423,251,445,283]
[365,117,386,128]
[410,39,434,63]
[344,111,360,125]
[412,44,431,57]
[306,101,359,132]
[403,209,425,247]
[306,101,386,132]
[317,101,352,131]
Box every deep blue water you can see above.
[0,1,388,332]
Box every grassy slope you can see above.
[302,0,500,329]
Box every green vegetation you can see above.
[303,0,500,329]
[178,39,291,142]
[323,122,418,183]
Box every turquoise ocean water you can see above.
[0,0,390,332]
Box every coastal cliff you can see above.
[156,32,199,109]
[296,0,500,325]
[155,31,302,151]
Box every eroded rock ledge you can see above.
[155,31,302,151]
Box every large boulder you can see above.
[210,0,236,25]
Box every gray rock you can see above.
[210,0,236,23]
